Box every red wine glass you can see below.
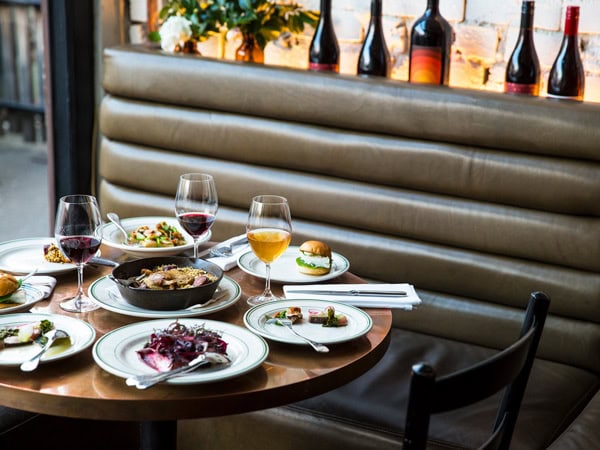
[54,194,103,312]
[175,173,218,259]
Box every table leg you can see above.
[140,420,177,450]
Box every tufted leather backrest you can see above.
[99,45,600,373]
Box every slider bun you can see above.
[297,241,332,275]
[0,273,19,297]
[299,240,331,258]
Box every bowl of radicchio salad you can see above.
[109,257,223,310]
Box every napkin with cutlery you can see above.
[199,234,250,271]
[283,283,421,310]
[24,276,57,299]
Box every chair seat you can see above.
[179,328,600,450]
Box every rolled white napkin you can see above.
[24,275,57,299]
[198,234,250,271]
[283,283,421,310]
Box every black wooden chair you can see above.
[403,291,550,450]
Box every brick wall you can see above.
[130,0,600,103]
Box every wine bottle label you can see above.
[505,82,539,96]
[410,46,443,84]
[309,62,339,72]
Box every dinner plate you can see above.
[0,237,77,275]
[98,216,207,258]
[237,246,350,284]
[93,318,269,385]
[0,313,96,367]
[0,285,45,315]
[243,299,372,346]
[88,275,242,319]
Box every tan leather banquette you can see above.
[97,45,599,449]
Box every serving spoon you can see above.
[107,212,128,243]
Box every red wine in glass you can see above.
[177,212,216,238]
[58,236,102,264]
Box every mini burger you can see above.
[0,272,19,297]
[296,241,332,275]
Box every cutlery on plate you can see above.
[126,353,231,389]
[209,237,249,258]
[107,212,129,243]
[20,329,70,372]
[266,318,329,353]
[20,268,39,283]
[89,256,119,267]
[285,289,407,297]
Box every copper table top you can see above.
[0,245,392,422]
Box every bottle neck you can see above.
[426,0,440,13]
[371,0,383,17]
[564,6,579,37]
[519,1,535,31]
[320,0,332,17]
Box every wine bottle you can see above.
[309,0,340,72]
[409,0,453,85]
[547,6,585,101]
[357,0,391,77]
[505,1,540,96]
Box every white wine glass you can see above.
[54,195,103,313]
[246,195,292,306]
[175,173,218,259]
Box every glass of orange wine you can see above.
[246,195,292,306]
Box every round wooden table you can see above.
[0,245,392,449]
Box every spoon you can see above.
[20,329,70,372]
[266,318,329,353]
[107,212,128,243]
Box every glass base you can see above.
[60,295,100,313]
[246,293,283,307]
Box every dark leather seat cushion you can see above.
[291,328,600,449]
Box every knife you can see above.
[285,289,407,297]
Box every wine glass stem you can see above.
[193,238,199,259]
[263,263,273,297]
[75,263,85,307]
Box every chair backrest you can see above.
[402,291,550,450]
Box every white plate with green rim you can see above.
[88,275,242,319]
[243,299,372,346]
[0,313,96,366]
[0,285,45,315]
[0,238,77,275]
[98,216,207,258]
[237,246,350,284]
[92,318,269,385]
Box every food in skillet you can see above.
[0,319,54,350]
[296,240,332,275]
[130,264,218,290]
[308,306,348,327]
[137,321,228,371]
[127,222,186,248]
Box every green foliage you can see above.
[218,0,319,50]
[158,0,224,42]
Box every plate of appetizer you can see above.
[99,216,205,258]
[0,313,96,366]
[237,241,350,284]
[243,299,372,346]
[88,275,242,318]
[92,318,269,385]
[0,238,77,275]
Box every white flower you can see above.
[159,16,193,52]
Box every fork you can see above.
[209,237,248,258]
[266,319,329,353]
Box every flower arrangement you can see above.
[149,0,223,53]
[149,0,318,57]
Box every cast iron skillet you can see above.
[108,256,223,311]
